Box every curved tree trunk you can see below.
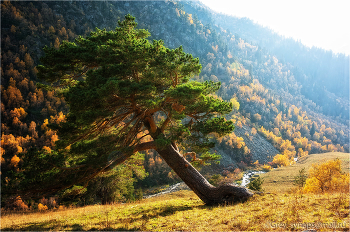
[155,144,253,205]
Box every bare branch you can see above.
[123,116,144,146]
[171,141,179,151]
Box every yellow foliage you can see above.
[303,177,321,193]
[297,148,308,158]
[49,111,66,124]
[38,203,48,211]
[230,97,240,111]
[303,158,349,193]
[16,145,23,154]
[236,137,245,149]
[10,154,20,167]
[17,107,27,119]
[51,134,59,144]
[42,146,51,153]
[187,14,193,24]
[1,150,5,164]
[251,127,257,135]
[243,146,250,155]
[41,118,49,131]
[282,149,296,159]
[272,154,290,167]
[262,164,272,172]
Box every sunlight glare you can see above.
[199,0,350,55]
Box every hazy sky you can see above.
[199,0,350,56]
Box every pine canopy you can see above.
[33,14,235,194]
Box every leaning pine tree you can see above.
[36,15,252,205]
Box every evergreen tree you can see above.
[293,168,307,188]
[33,15,252,205]
[310,122,316,137]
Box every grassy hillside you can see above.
[260,152,349,193]
[2,152,349,231]
[2,190,349,231]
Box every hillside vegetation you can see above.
[1,0,349,206]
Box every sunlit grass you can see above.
[2,189,349,231]
[2,152,349,231]
[260,152,349,193]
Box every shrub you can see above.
[248,176,263,191]
[209,174,223,186]
[303,158,349,193]
[13,196,29,210]
[262,164,272,172]
[272,154,290,167]
[38,203,48,211]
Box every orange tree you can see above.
[304,158,349,193]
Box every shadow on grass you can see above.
[1,220,58,231]
[1,202,214,231]
[2,221,95,231]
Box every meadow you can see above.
[260,152,350,192]
[2,190,349,231]
[1,152,349,231]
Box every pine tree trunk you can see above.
[155,144,253,205]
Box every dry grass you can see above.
[2,152,349,231]
[2,190,349,231]
[260,152,349,192]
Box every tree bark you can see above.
[155,143,253,205]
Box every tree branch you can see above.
[171,141,179,151]
[133,141,156,153]
[103,141,156,171]
[29,141,156,197]
[145,115,157,133]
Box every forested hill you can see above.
[183,1,349,117]
[1,0,349,187]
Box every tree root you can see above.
[204,183,254,205]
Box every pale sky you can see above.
[199,0,350,56]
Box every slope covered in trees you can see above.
[184,1,349,119]
[1,0,349,205]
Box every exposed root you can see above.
[205,184,254,205]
